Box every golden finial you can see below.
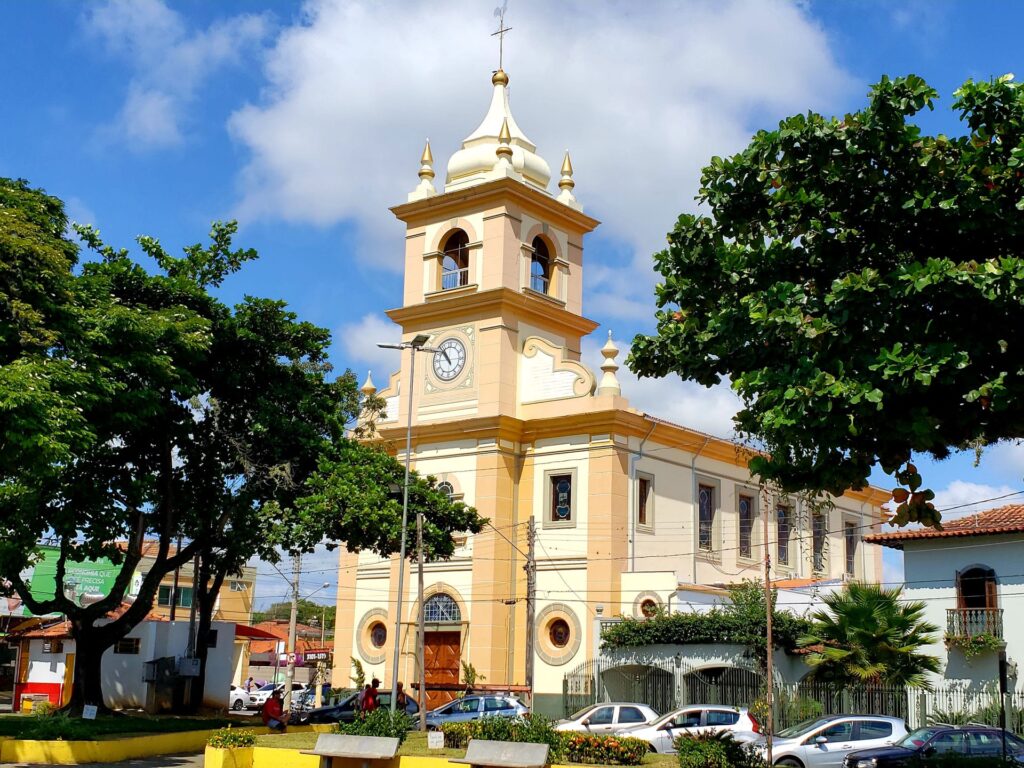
[496,118,514,163]
[418,139,435,181]
[558,150,575,191]
[492,69,509,86]
[360,371,377,397]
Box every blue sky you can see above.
[3,0,1022,605]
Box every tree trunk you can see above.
[187,554,226,712]
[66,622,111,713]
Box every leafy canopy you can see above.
[629,75,1024,527]
[798,582,940,688]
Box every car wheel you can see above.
[232,699,244,711]
[775,759,803,768]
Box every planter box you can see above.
[206,745,254,768]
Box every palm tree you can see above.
[799,582,940,688]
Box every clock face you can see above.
[433,338,467,382]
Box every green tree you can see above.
[253,599,337,629]
[629,75,1024,527]
[799,582,940,688]
[0,178,483,710]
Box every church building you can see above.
[330,68,889,716]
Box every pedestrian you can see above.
[396,682,408,712]
[357,683,370,711]
[245,676,254,693]
[364,678,380,711]
[261,689,289,733]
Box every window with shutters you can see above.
[776,506,792,566]
[698,484,715,552]
[738,494,754,559]
[636,474,654,530]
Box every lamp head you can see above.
[411,333,431,348]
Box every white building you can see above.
[12,617,243,712]
[866,504,1024,690]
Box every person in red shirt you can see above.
[261,689,289,732]
[363,678,381,712]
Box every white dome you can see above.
[445,70,552,193]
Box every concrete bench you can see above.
[451,739,550,768]
[300,734,400,768]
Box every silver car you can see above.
[425,695,529,729]
[761,715,907,767]
[622,705,761,753]
[556,703,659,733]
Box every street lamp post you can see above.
[377,334,447,726]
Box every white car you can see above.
[760,714,907,767]
[248,682,306,709]
[622,705,761,753]
[556,703,660,733]
[229,685,251,711]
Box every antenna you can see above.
[492,1,512,71]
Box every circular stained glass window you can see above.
[549,618,571,648]
[641,599,658,618]
[370,622,387,648]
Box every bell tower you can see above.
[384,69,600,426]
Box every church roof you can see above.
[443,70,552,195]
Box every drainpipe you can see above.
[690,437,713,584]
[630,421,658,572]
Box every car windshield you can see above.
[257,684,276,692]
[899,728,942,748]
[776,718,834,739]
[568,706,596,720]
[651,709,689,728]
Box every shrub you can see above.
[20,711,82,741]
[440,716,565,762]
[675,732,767,768]
[207,728,257,749]
[31,701,56,718]
[676,737,729,768]
[335,708,412,744]
[561,732,648,765]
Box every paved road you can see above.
[1,753,203,768]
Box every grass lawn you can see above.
[0,712,245,740]
[255,731,679,768]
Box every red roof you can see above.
[865,504,1024,550]
[235,623,282,641]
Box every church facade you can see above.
[330,69,889,715]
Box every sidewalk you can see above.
[2,753,203,768]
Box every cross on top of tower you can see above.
[492,2,512,71]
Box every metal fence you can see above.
[563,658,1024,732]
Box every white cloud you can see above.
[933,479,1021,520]
[84,0,270,149]
[335,313,403,379]
[985,440,1024,480]
[584,336,743,439]
[228,0,855,317]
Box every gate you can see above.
[562,657,678,717]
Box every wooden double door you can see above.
[423,630,461,710]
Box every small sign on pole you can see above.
[82,704,98,720]
[427,731,445,750]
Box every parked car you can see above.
[759,714,907,767]
[556,703,660,733]
[621,705,761,753]
[248,682,306,709]
[302,690,419,725]
[229,685,251,711]
[843,724,1024,767]
[424,695,529,730]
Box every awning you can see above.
[235,624,283,641]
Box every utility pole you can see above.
[417,491,426,730]
[762,490,775,765]
[524,517,537,704]
[284,552,301,712]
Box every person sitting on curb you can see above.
[261,689,289,733]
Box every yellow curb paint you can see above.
[240,750,580,768]
[0,724,317,765]
[206,745,254,768]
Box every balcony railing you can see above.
[947,607,1004,639]
[441,267,469,291]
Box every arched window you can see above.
[441,231,470,290]
[548,618,571,648]
[957,566,997,610]
[529,237,550,294]
[424,593,462,623]
[437,481,455,502]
